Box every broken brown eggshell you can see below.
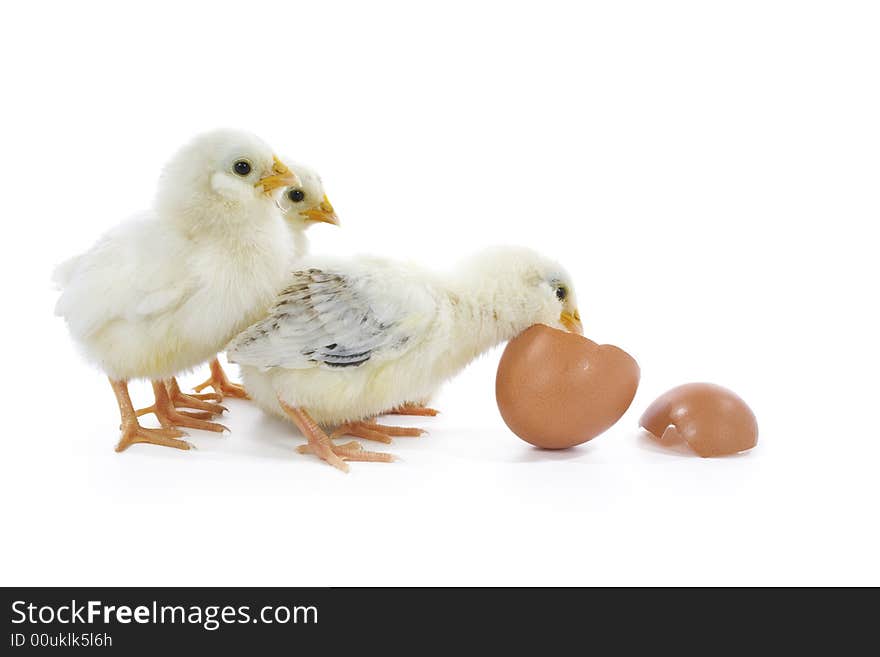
[640,383,758,457]
[496,324,640,449]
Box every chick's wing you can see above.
[227,265,436,371]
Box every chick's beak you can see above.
[301,195,340,226]
[560,309,583,334]
[256,156,301,195]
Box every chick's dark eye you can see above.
[556,286,567,301]
[233,160,251,176]
[287,189,306,203]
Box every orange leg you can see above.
[386,402,440,417]
[193,358,250,400]
[331,420,425,444]
[149,380,229,433]
[136,377,227,420]
[278,400,395,472]
[110,379,191,452]
[168,378,226,415]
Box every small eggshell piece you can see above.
[496,324,640,449]
[640,383,758,457]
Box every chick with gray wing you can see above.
[227,247,583,471]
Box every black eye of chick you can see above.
[287,189,306,203]
[233,160,251,176]
[556,286,567,301]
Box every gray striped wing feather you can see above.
[228,268,426,371]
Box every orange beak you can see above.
[560,309,583,334]
[301,195,340,226]
[256,156,301,195]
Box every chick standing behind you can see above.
[192,162,341,400]
[53,130,299,451]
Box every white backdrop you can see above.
[1,1,877,586]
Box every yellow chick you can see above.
[54,130,300,451]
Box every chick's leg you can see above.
[278,400,395,473]
[331,420,426,444]
[193,358,250,400]
[110,379,191,452]
[168,378,227,415]
[136,378,227,420]
[386,402,441,417]
[149,380,229,433]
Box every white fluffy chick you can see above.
[54,129,300,452]
[278,162,340,256]
[193,162,340,400]
[227,246,583,471]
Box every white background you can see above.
[1,1,878,586]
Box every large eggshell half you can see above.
[496,324,640,449]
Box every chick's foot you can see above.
[149,380,229,434]
[279,401,395,472]
[193,358,250,400]
[110,379,192,452]
[136,377,227,420]
[331,420,425,444]
[297,440,396,464]
[386,402,440,417]
[167,378,227,414]
[116,424,192,452]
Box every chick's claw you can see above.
[193,358,250,401]
[110,379,192,452]
[386,403,440,417]
[186,390,224,403]
[175,409,215,421]
[278,401,395,472]
[116,424,192,452]
[136,377,227,419]
[296,441,396,466]
[149,380,229,434]
[156,409,228,434]
[331,422,390,444]
[168,378,228,415]
[193,377,248,400]
[331,420,425,444]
